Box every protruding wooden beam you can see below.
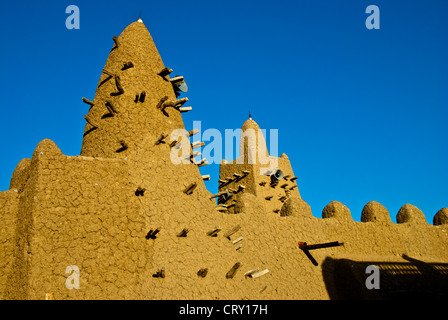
[197,268,208,278]
[244,268,260,278]
[188,129,199,137]
[102,69,114,77]
[105,100,119,115]
[112,36,119,48]
[139,91,146,103]
[84,115,98,128]
[206,226,221,237]
[122,62,134,70]
[250,269,269,279]
[82,97,95,107]
[216,206,228,212]
[280,183,288,189]
[145,227,161,240]
[196,158,208,166]
[189,151,201,159]
[242,170,250,175]
[279,196,287,202]
[259,182,267,186]
[152,267,165,278]
[135,187,145,197]
[170,76,184,84]
[179,106,192,113]
[226,262,242,279]
[157,67,173,78]
[202,175,210,181]
[232,236,243,245]
[198,161,209,168]
[223,224,240,239]
[176,228,189,237]
[290,177,298,182]
[235,244,243,251]
[156,96,169,109]
[298,241,344,251]
[191,141,205,149]
[184,183,197,195]
[114,76,124,94]
[162,97,188,111]
[155,133,168,145]
[265,196,273,200]
[116,141,128,153]
[169,139,180,148]
[209,191,228,199]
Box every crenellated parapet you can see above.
[318,199,447,227]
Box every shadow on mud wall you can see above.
[322,255,448,300]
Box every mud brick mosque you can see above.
[1,19,447,300]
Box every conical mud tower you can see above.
[1,20,447,300]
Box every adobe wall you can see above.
[1,137,447,300]
[0,190,19,299]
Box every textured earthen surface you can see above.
[0,20,447,300]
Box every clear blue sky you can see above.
[0,0,446,223]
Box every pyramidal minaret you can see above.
[80,19,214,225]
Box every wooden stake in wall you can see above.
[184,183,197,195]
[226,263,242,279]
[82,97,95,107]
[206,226,222,237]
